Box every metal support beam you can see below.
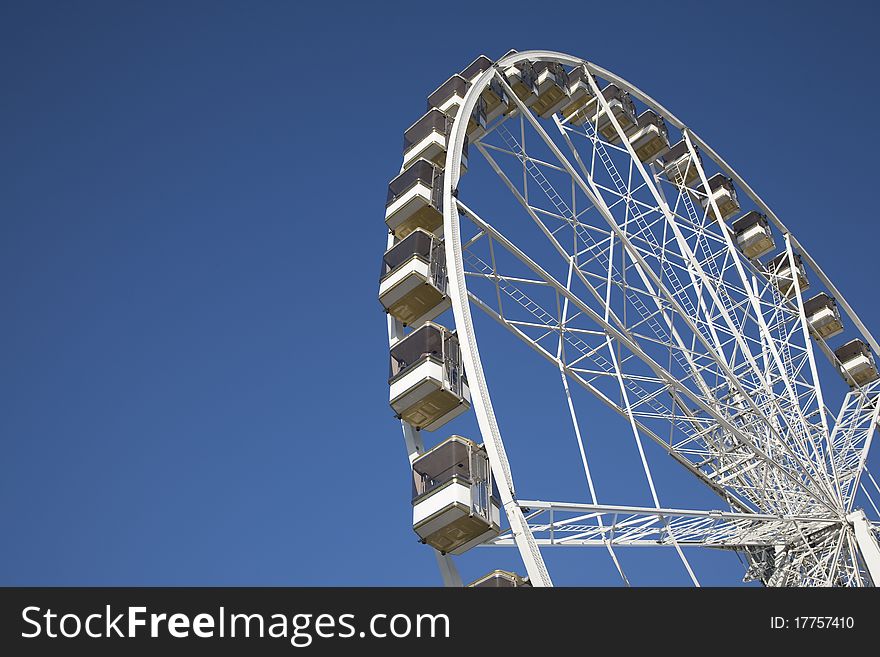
[848,509,880,585]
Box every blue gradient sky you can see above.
[2,1,879,585]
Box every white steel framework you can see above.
[386,50,880,586]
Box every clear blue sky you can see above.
[2,1,879,586]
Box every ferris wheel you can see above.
[379,49,880,587]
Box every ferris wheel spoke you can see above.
[859,480,880,518]
[684,135,835,455]
[783,235,845,507]
[596,54,879,379]
[590,235,699,586]
[577,112,838,509]
[465,248,799,519]
[483,500,840,551]
[836,387,880,511]
[572,98,832,492]
[689,133,880,361]
[642,123,831,497]
[459,198,840,514]
[860,468,880,522]
[483,122,730,417]
[464,243,751,512]
[601,307,702,585]
[464,279,673,446]
[555,259,631,584]
[476,108,840,514]
[549,110,784,437]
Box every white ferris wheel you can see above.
[379,49,880,587]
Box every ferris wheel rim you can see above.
[443,50,797,585]
[380,48,880,586]
[447,50,880,353]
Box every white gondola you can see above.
[385,159,444,240]
[594,84,638,144]
[379,229,450,327]
[834,340,879,387]
[731,211,775,259]
[389,323,471,431]
[461,55,509,123]
[627,110,670,163]
[531,61,570,118]
[427,74,469,118]
[662,139,702,185]
[468,570,531,587]
[767,251,810,296]
[402,109,469,171]
[560,64,596,126]
[803,293,844,339]
[694,173,740,221]
[411,435,500,554]
[504,58,539,108]
[427,73,487,139]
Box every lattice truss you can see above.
[458,66,880,585]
